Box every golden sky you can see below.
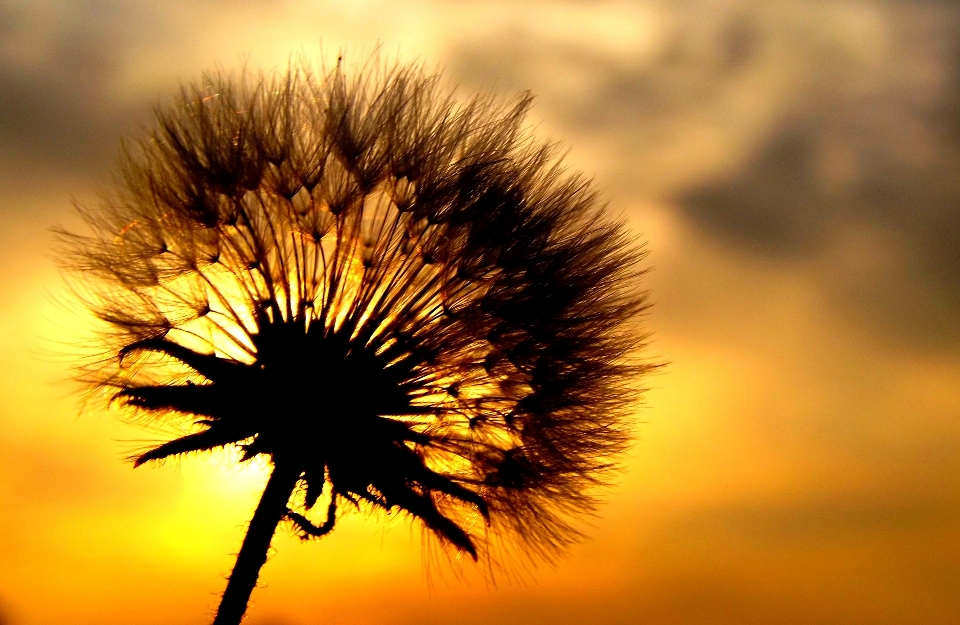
[1,1,959,623]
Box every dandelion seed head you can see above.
[59,54,655,572]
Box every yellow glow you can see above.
[1,3,958,624]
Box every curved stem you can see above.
[212,460,301,625]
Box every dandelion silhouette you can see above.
[60,56,654,625]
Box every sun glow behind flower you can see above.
[53,53,655,625]
[1,2,959,624]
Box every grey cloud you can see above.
[0,52,118,172]
[5,0,957,345]
[678,6,960,344]
[681,122,828,255]
[0,1,168,175]
[450,3,766,123]
[448,1,960,346]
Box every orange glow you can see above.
[1,2,959,624]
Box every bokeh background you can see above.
[1,1,959,623]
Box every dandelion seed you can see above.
[58,54,656,625]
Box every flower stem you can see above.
[213,460,301,625]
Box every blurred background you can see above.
[1,1,958,623]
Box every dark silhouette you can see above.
[60,57,654,624]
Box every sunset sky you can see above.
[1,1,959,624]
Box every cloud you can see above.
[446,0,960,346]
[3,0,957,345]
[0,9,108,171]
[0,1,175,175]
[674,3,960,345]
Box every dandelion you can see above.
[59,55,655,625]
